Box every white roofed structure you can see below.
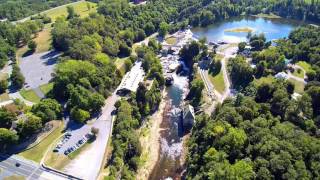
[117,61,145,95]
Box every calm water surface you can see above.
[192,16,302,43]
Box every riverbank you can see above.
[137,90,167,179]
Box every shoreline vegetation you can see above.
[252,13,281,19]
[224,27,254,33]
[137,90,166,179]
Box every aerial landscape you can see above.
[0,0,319,179]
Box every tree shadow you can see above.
[40,50,60,66]
[22,50,34,57]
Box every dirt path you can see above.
[136,90,166,180]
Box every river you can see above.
[149,72,189,180]
[149,16,301,180]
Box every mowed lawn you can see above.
[115,57,128,75]
[40,83,53,95]
[20,89,41,103]
[16,28,52,59]
[292,68,304,78]
[19,121,64,162]
[253,75,276,86]
[296,61,312,72]
[42,1,97,22]
[208,70,225,94]
[288,78,305,94]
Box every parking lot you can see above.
[19,50,60,90]
[54,131,92,155]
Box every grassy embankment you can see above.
[19,120,64,162]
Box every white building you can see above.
[117,61,145,95]
[275,72,289,80]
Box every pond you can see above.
[192,16,302,43]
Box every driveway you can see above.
[19,50,60,90]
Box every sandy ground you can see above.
[136,90,166,179]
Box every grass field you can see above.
[115,57,127,75]
[288,78,305,94]
[20,89,41,103]
[16,28,52,59]
[296,61,312,72]
[253,75,276,86]
[45,152,71,170]
[40,83,53,95]
[208,71,225,93]
[68,139,93,159]
[34,28,52,53]
[293,68,304,79]
[19,121,64,162]
[42,1,97,22]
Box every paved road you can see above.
[0,154,80,180]
[0,154,70,180]
[0,154,42,179]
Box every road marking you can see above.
[0,162,32,176]
[27,166,40,180]
[0,164,27,177]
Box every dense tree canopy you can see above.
[0,0,77,21]
[187,80,320,179]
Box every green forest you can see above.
[0,0,77,21]
[0,0,319,179]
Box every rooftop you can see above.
[117,61,145,93]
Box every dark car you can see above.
[15,162,21,167]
